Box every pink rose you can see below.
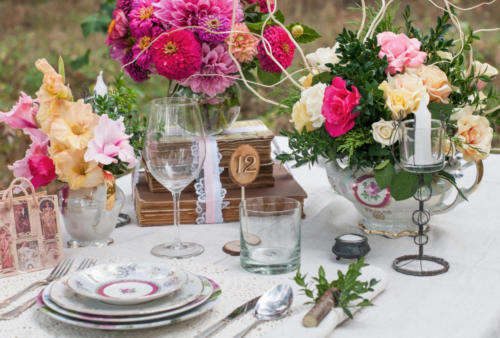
[28,155,56,189]
[321,77,360,137]
[377,32,427,75]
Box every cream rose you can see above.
[408,65,452,103]
[291,101,313,132]
[371,119,398,147]
[300,82,327,128]
[450,105,474,121]
[378,73,428,120]
[455,114,493,162]
[306,43,340,72]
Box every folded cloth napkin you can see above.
[255,266,388,338]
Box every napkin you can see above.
[258,266,388,338]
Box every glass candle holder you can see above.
[399,119,446,174]
[240,197,302,275]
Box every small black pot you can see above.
[332,234,370,260]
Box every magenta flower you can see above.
[132,26,163,69]
[123,50,151,82]
[152,29,202,81]
[154,0,243,29]
[257,0,275,13]
[106,9,129,46]
[257,26,296,73]
[9,132,50,183]
[0,92,38,130]
[129,0,161,38]
[198,14,230,43]
[181,43,238,97]
[84,114,137,168]
[115,0,133,15]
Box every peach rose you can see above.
[455,114,493,162]
[408,65,452,103]
[471,61,498,91]
[378,73,428,120]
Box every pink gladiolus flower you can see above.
[84,114,137,168]
[321,77,360,137]
[377,32,427,75]
[9,132,50,184]
[28,155,56,189]
[0,92,38,130]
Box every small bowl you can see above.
[67,263,187,305]
[332,234,370,260]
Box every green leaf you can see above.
[374,161,395,190]
[70,49,91,70]
[428,102,454,119]
[81,13,110,37]
[58,56,65,83]
[257,67,282,86]
[438,170,468,201]
[390,171,419,201]
[357,299,374,307]
[287,23,322,43]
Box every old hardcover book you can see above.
[135,164,307,226]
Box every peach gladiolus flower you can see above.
[455,114,493,162]
[52,149,104,190]
[49,100,99,150]
[35,59,73,133]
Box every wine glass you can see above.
[144,97,206,258]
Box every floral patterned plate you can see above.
[40,277,217,323]
[50,273,204,316]
[67,263,188,305]
[38,283,222,330]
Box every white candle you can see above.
[94,71,108,97]
[413,95,434,165]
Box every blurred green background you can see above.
[0,0,499,188]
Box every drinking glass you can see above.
[144,98,206,258]
[240,197,302,274]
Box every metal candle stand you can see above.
[392,173,449,276]
[391,118,450,276]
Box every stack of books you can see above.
[135,120,307,226]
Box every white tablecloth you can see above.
[1,136,500,338]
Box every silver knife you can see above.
[194,295,261,338]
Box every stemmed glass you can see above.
[144,98,206,258]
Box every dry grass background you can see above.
[0,0,498,188]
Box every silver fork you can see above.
[0,258,73,309]
[0,258,98,320]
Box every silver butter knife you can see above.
[195,295,261,338]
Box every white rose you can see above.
[300,82,327,128]
[450,105,474,121]
[472,61,498,78]
[371,119,398,147]
[306,43,340,72]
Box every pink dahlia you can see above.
[257,0,275,13]
[106,9,129,46]
[257,26,296,73]
[131,26,163,69]
[198,14,231,43]
[152,29,202,81]
[129,0,161,38]
[226,23,258,63]
[123,50,151,82]
[321,77,360,138]
[181,43,238,97]
[154,0,243,29]
[115,0,133,15]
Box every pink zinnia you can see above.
[154,0,243,29]
[198,14,231,43]
[181,43,238,97]
[85,114,137,168]
[152,29,202,81]
[257,0,275,13]
[129,0,161,38]
[132,26,163,69]
[257,26,296,73]
[123,50,151,82]
[321,77,360,138]
[226,23,258,63]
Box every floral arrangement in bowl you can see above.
[104,0,321,133]
[0,59,137,191]
[278,3,499,202]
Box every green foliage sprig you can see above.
[294,258,379,319]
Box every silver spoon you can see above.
[233,284,293,338]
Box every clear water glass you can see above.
[240,197,301,274]
[144,97,206,259]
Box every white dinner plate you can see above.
[41,276,216,323]
[67,263,187,305]
[50,273,204,317]
[38,287,221,330]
